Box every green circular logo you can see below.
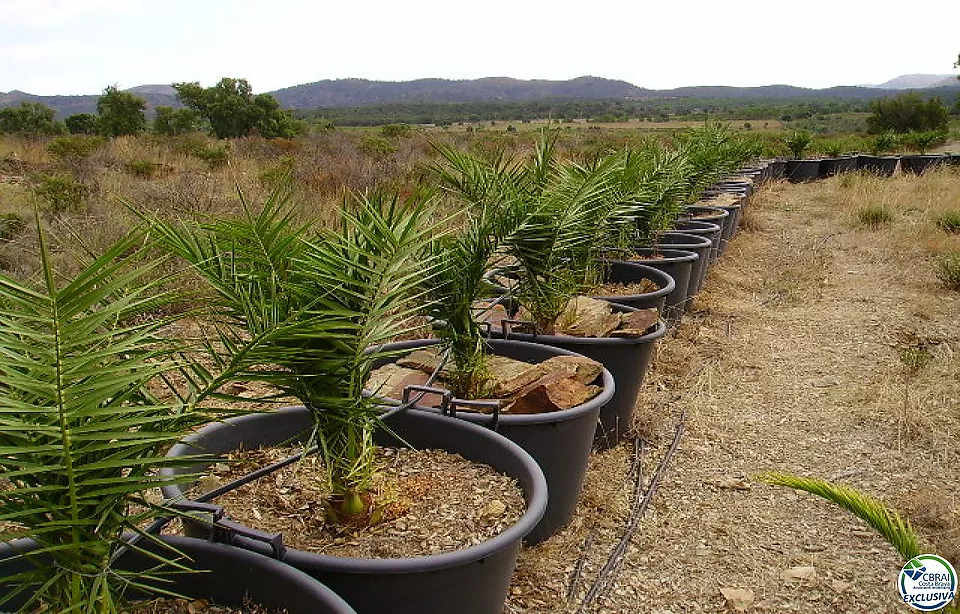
[898,554,957,611]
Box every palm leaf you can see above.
[759,472,921,561]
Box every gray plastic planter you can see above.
[656,231,713,298]
[0,536,357,614]
[627,247,698,323]
[162,407,547,614]
[672,219,722,264]
[370,338,613,545]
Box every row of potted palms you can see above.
[0,125,762,614]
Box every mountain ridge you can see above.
[2,74,958,118]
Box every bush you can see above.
[380,123,412,138]
[866,92,949,134]
[0,212,26,241]
[936,252,960,290]
[124,159,160,178]
[935,211,960,234]
[153,106,199,136]
[871,132,898,155]
[857,205,893,227]
[902,130,947,154]
[46,134,105,161]
[358,135,397,158]
[64,113,100,135]
[32,174,86,213]
[0,102,63,137]
[191,143,229,168]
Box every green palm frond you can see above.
[0,219,219,613]
[141,183,442,517]
[759,472,921,561]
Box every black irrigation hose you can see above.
[575,407,687,613]
[566,436,644,602]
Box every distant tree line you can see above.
[293,97,870,126]
[0,78,302,139]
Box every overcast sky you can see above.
[1,0,958,96]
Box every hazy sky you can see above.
[1,0,958,95]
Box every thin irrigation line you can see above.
[576,407,686,612]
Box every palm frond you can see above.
[759,472,921,561]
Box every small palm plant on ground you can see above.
[760,473,959,613]
[0,222,227,613]
[143,183,440,521]
[784,130,813,159]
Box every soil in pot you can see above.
[191,445,525,558]
[128,598,278,613]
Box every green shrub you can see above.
[46,134,105,161]
[380,123,412,138]
[0,212,26,241]
[191,143,229,169]
[902,130,948,154]
[867,92,949,134]
[936,252,960,290]
[857,205,893,227]
[124,159,160,178]
[359,135,397,158]
[32,174,86,213]
[935,211,960,234]
[871,132,898,155]
[784,130,813,159]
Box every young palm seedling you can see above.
[784,130,813,160]
[143,182,441,522]
[0,221,229,613]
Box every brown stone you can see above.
[366,364,442,407]
[486,355,542,397]
[473,301,510,328]
[535,355,604,384]
[396,348,447,375]
[556,296,620,338]
[505,371,601,414]
[610,308,659,337]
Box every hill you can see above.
[271,76,649,108]
[867,74,956,89]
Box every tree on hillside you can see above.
[65,113,99,135]
[172,78,300,139]
[97,85,146,137]
[152,105,199,136]
[866,92,949,134]
[0,102,63,137]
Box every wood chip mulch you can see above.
[194,445,526,559]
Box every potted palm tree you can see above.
[363,141,616,544]
[900,130,948,175]
[445,138,668,449]
[150,185,548,614]
[0,221,355,613]
[783,130,820,182]
[858,132,900,176]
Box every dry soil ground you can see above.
[507,169,960,613]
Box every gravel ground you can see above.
[507,169,960,613]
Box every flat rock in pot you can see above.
[506,371,601,414]
[556,296,620,338]
[473,301,510,328]
[486,355,544,397]
[366,364,442,407]
[610,308,660,337]
[396,348,448,375]
[536,355,604,385]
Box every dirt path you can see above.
[509,171,960,613]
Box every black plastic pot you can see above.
[672,219,722,264]
[656,232,713,298]
[768,159,787,179]
[819,156,858,177]
[681,205,730,262]
[0,535,357,614]
[949,153,960,167]
[900,154,946,175]
[857,154,898,177]
[493,307,667,451]
[162,407,548,614]
[625,248,697,323]
[589,260,674,314]
[785,159,821,183]
[370,338,613,545]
